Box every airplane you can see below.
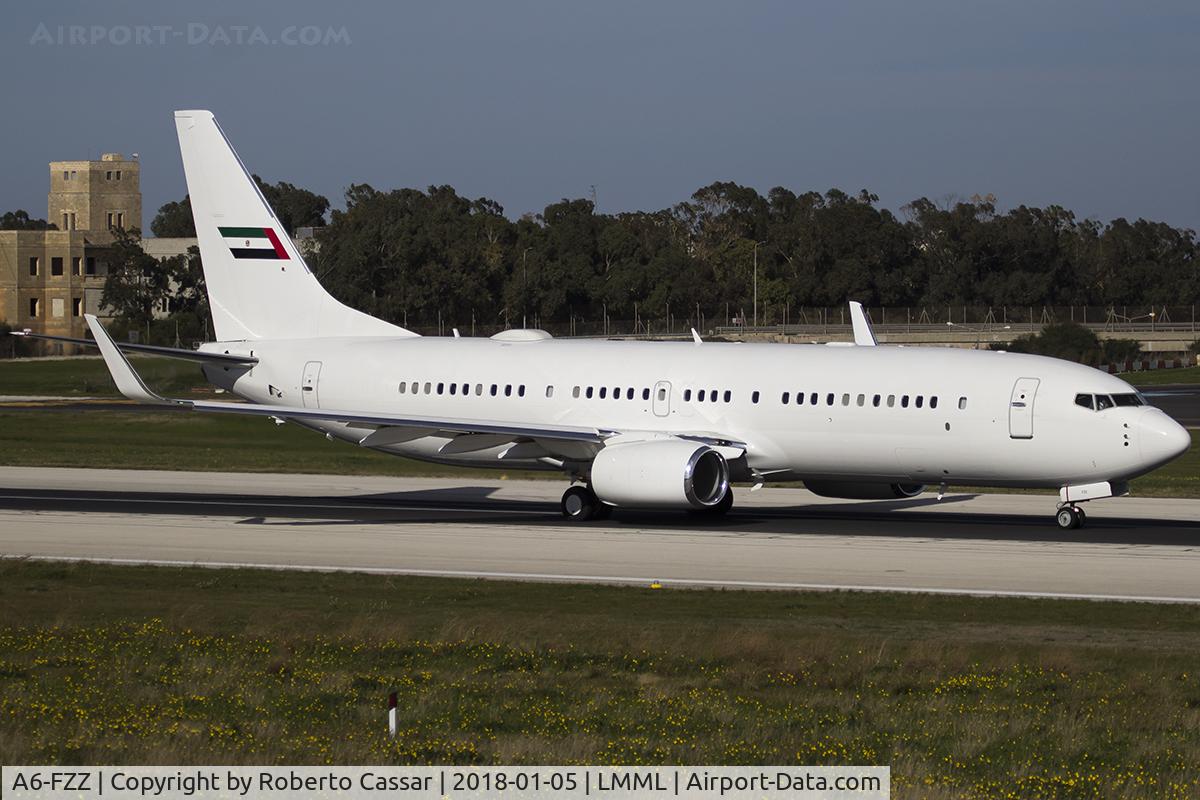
[16,110,1191,530]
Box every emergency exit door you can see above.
[1008,377,1039,439]
[301,361,322,408]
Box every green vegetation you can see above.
[1123,366,1200,386]
[1,561,1198,798]
[997,322,1141,367]
[0,410,537,479]
[0,357,207,397]
[0,405,1194,492]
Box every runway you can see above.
[1,467,1198,603]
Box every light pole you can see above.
[753,240,767,328]
[521,247,531,329]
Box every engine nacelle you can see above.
[804,480,925,500]
[591,439,730,509]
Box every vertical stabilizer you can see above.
[174,110,414,341]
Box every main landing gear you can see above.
[560,485,611,522]
[1055,504,1087,530]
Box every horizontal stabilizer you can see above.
[10,329,256,365]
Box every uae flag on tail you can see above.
[219,226,289,260]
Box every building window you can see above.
[69,213,76,230]
[106,213,114,230]
[72,257,82,276]
[51,257,63,276]
[62,170,69,181]
[62,213,69,230]
[116,170,122,180]
[116,212,124,229]
[28,257,38,276]
[72,297,82,317]
[85,257,96,275]
[106,170,113,180]
[29,298,38,317]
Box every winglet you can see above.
[849,301,877,346]
[691,328,702,345]
[84,315,173,405]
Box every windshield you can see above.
[1078,392,1144,411]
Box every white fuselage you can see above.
[201,336,1187,489]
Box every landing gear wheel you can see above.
[1055,506,1083,530]
[1076,507,1086,527]
[561,485,598,521]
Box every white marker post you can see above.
[387,692,398,738]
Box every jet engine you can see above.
[804,481,925,500]
[590,439,730,509]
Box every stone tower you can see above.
[47,153,142,237]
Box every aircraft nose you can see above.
[1139,409,1191,467]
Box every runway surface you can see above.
[1,467,1198,603]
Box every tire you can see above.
[1055,507,1080,530]
[561,486,597,521]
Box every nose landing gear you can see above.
[1055,504,1087,530]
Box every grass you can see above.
[0,410,542,480]
[0,356,207,397]
[0,561,1198,798]
[0,409,1194,496]
[1122,366,1200,386]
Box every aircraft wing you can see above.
[10,329,257,365]
[84,314,750,458]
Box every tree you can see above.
[1,210,53,230]
[150,196,195,237]
[253,176,329,234]
[100,229,172,333]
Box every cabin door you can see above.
[652,380,672,417]
[1008,377,1039,439]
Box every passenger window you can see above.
[612,387,619,399]
[958,396,967,410]
[872,394,881,407]
[490,384,498,396]
[586,387,594,399]
[796,392,804,405]
[626,388,634,400]
[684,389,692,402]
[437,382,444,395]
[887,395,895,407]
[476,384,483,396]
[1075,393,1094,410]
[1095,394,1114,411]
[449,383,457,395]
[930,396,938,409]
[462,383,469,395]
[398,383,406,394]
[841,393,850,406]
[826,393,834,406]
[424,382,432,394]
[915,396,923,408]
[657,387,667,401]
[857,394,865,407]
[751,390,760,404]
[411,382,418,394]
[572,386,580,399]
[810,392,818,405]
[781,391,790,404]
[723,390,731,403]
[710,389,718,402]
[698,389,706,402]
[545,386,554,398]
[901,395,909,408]
[519,385,526,397]
[642,388,650,401]
[505,385,513,397]
[600,387,607,399]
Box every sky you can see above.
[3,0,1198,231]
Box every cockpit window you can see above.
[1095,394,1115,411]
[1074,393,1094,410]
[1111,393,1143,407]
